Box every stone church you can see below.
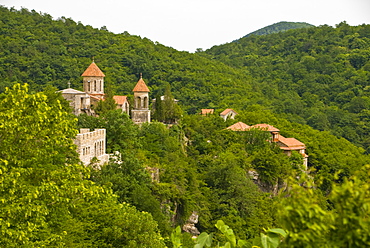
[61,61,151,166]
[60,60,151,123]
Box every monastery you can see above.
[227,121,308,169]
[60,61,151,166]
[61,61,307,169]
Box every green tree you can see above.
[94,90,117,116]
[153,94,165,122]
[277,169,370,247]
[0,84,166,247]
[153,84,182,124]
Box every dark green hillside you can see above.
[0,6,262,114]
[240,21,314,38]
[1,6,370,245]
[1,6,370,148]
[204,22,370,149]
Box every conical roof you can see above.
[81,62,105,77]
[133,76,150,92]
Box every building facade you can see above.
[59,61,152,168]
[131,75,151,124]
[74,128,109,167]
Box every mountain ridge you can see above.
[238,21,315,40]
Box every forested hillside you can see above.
[1,7,370,150]
[0,6,259,114]
[240,21,314,38]
[1,5,370,247]
[204,23,370,149]
[2,7,370,150]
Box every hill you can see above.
[0,6,261,114]
[240,21,314,39]
[203,22,370,150]
[1,6,370,246]
[1,6,370,149]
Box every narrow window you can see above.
[144,96,148,108]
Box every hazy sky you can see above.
[1,0,370,52]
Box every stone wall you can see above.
[131,109,151,124]
[74,128,109,167]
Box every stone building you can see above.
[74,128,109,167]
[60,61,136,115]
[60,61,151,167]
[81,61,106,101]
[220,108,238,121]
[131,75,151,124]
[60,87,93,116]
[200,109,214,116]
[226,122,308,169]
[113,95,130,114]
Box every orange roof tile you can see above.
[227,122,250,131]
[220,108,238,116]
[277,135,306,150]
[81,62,105,77]
[113,95,128,105]
[90,95,102,101]
[201,109,214,115]
[250,124,280,132]
[133,77,150,92]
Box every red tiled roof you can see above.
[220,108,238,116]
[133,77,150,92]
[90,95,102,101]
[277,135,306,150]
[201,109,214,115]
[250,124,280,132]
[227,122,250,131]
[81,62,105,77]
[113,95,128,105]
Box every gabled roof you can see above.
[227,122,251,131]
[220,108,238,116]
[201,109,214,115]
[59,88,87,94]
[113,95,128,105]
[81,62,105,77]
[277,135,306,150]
[250,124,280,132]
[133,77,150,92]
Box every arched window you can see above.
[144,96,148,108]
[136,97,141,108]
[94,81,97,91]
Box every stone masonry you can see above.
[74,128,109,167]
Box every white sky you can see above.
[1,0,370,52]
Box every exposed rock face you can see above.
[248,170,286,196]
[182,211,200,236]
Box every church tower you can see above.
[81,61,105,99]
[131,74,151,124]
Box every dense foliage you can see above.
[1,5,370,247]
[204,22,370,149]
[240,21,314,38]
[0,85,165,247]
[1,6,369,151]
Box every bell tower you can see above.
[131,74,151,124]
[81,60,105,99]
